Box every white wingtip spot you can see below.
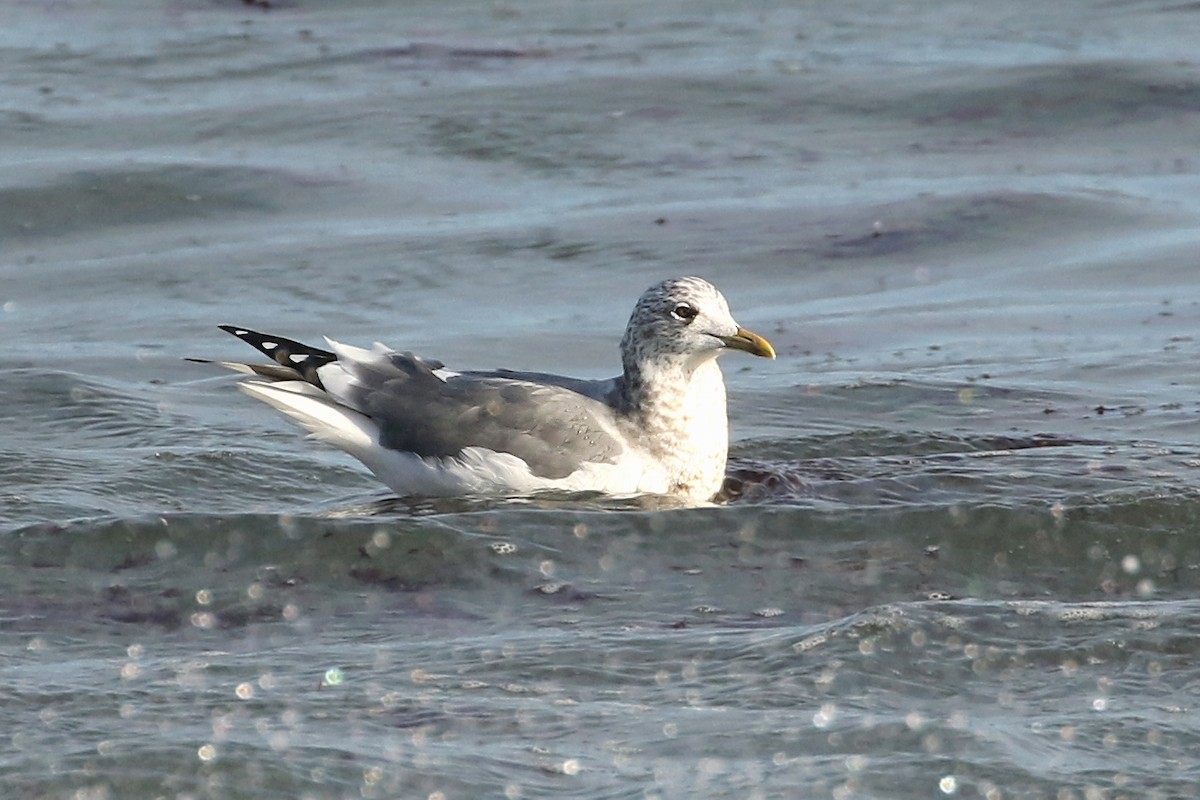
[262,342,278,350]
[288,353,307,364]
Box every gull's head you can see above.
[621,276,775,372]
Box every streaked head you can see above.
[620,276,775,371]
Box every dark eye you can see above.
[671,303,699,322]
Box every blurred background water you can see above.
[2,1,1199,798]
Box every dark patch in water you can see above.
[0,165,282,240]
[915,62,1200,131]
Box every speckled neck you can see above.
[619,352,730,500]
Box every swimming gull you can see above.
[196,276,775,502]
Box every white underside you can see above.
[238,380,661,497]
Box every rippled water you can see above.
[3,1,1200,798]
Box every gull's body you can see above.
[199,276,774,502]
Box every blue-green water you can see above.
[2,1,1199,798]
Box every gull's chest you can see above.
[627,363,730,500]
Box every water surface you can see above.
[2,1,1199,798]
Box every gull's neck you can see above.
[619,353,730,499]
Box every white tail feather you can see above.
[238,381,377,453]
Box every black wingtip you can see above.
[217,324,335,389]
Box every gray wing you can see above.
[489,368,624,404]
[324,349,628,480]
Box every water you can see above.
[2,1,1200,797]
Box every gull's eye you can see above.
[671,303,699,323]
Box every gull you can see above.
[196,276,775,502]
